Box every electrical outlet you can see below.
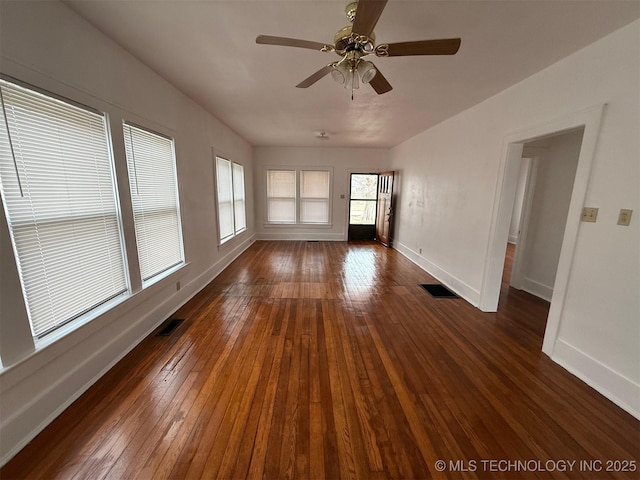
[617,209,633,226]
[581,207,598,223]
[419,248,422,254]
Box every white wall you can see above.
[390,21,639,417]
[0,0,255,465]
[508,158,528,244]
[519,130,583,301]
[253,147,389,240]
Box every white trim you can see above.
[552,339,640,419]
[213,149,247,244]
[521,277,553,302]
[263,223,333,229]
[479,141,524,311]
[479,106,605,368]
[255,232,344,241]
[263,165,334,227]
[509,157,538,290]
[395,242,480,306]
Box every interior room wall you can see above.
[389,20,639,417]
[0,0,255,464]
[518,130,583,301]
[253,146,390,240]
[508,158,529,244]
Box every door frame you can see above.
[347,172,379,241]
[479,104,605,357]
[375,171,394,247]
[509,155,538,290]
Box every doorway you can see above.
[505,130,583,303]
[479,104,605,356]
[348,173,378,240]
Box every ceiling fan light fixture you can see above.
[357,60,377,84]
[256,1,460,97]
[349,67,359,90]
[331,68,346,85]
[331,60,349,85]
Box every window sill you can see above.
[218,227,247,247]
[34,261,189,351]
[141,261,186,289]
[34,293,130,351]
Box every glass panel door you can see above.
[348,174,378,240]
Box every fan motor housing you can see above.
[334,25,375,55]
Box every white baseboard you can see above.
[508,235,519,244]
[0,234,255,467]
[255,232,344,241]
[522,277,553,302]
[552,339,640,419]
[394,242,480,306]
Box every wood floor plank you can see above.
[2,241,638,480]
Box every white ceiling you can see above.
[64,0,639,148]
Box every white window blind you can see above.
[215,157,234,241]
[0,79,127,338]
[216,157,246,243]
[300,170,330,224]
[232,162,246,233]
[123,123,183,283]
[267,170,296,223]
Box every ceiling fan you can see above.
[256,0,461,96]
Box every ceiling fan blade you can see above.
[380,38,461,57]
[368,64,392,94]
[296,65,334,88]
[352,0,388,38]
[256,35,333,52]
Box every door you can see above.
[348,173,379,240]
[375,171,394,247]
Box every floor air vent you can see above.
[156,318,184,336]
[419,284,460,298]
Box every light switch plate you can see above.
[617,209,633,226]
[581,207,598,223]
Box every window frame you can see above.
[265,167,333,226]
[214,154,247,245]
[266,169,297,225]
[0,77,130,339]
[300,169,331,224]
[232,162,246,235]
[122,120,185,287]
[348,173,379,226]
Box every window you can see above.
[0,79,127,338]
[232,162,246,232]
[123,122,184,283]
[349,174,378,225]
[267,169,296,223]
[300,170,330,224]
[215,156,246,243]
[266,169,331,225]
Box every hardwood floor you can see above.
[2,241,638,479]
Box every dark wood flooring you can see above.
[2,241,638,479]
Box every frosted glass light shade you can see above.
[331,61,349,85]
[357,60,377,83]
